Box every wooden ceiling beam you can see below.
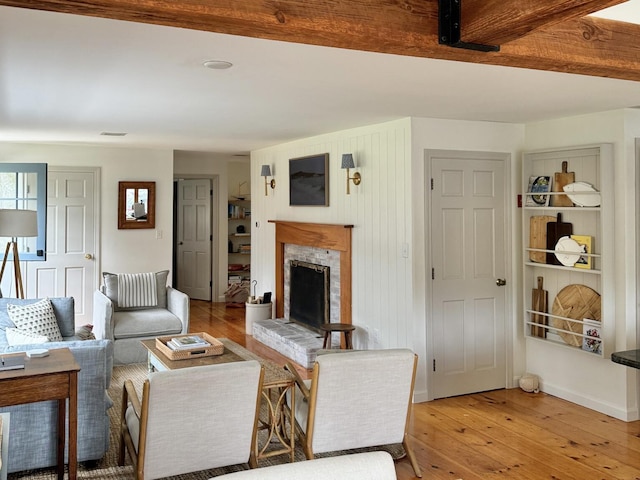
[461,0,628,46]
[1,0,640,81]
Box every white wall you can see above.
[251,117,414,350]
[524,109,639,420]
[0,143,175,290]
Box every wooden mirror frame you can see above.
[118,181,156,229]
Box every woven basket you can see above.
[155,332,224,360]
[551,284,601,347]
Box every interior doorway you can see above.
[174,177,216,301]
[26,166,100,326]
[427,149,511,399]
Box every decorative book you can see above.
[582,319,602,354]
[168,335,210,350]
[525,175,552,207]
[571,235,593,270]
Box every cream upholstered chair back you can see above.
[309,349,416,452]
[120,360,264,480]
[288,348,421,477]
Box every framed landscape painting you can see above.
[289,153,329,206]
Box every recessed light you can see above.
[203,60,233,70]
[100,132,127,136]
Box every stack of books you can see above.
[166,335,211,351]
[228,204,247,219]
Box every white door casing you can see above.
[26,167,100,327]
[429,151,509,399]
[176,178,212,301]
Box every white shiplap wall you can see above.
[250,118,413,354]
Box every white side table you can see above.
[245,302,272,335]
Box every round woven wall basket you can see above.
[551,284,601,347]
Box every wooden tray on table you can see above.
[155,332,224,360]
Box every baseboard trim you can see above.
[541,382,639,422]
[413,390,429,403]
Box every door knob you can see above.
[85,254,93,260]
[496,278,506,286]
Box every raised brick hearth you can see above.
[252,319,338,369]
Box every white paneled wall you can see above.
[251,118,413,352]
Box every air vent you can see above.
[100,132,127,136]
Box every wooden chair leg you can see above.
[322,331,331,349]
[403,436,422,478]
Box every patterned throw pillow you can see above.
[5,327,50,346]
[7,298,63,342]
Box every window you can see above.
[0,163,47,261]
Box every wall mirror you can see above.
[118,181,156,229]
[0,163,47,261]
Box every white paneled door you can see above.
[176,179,212,301]
[429,151,508,399]
[27,168,99,326]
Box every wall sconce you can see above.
[341,154,361,195]
[260,165,276,196]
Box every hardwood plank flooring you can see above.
[190,300,640,479]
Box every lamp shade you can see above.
[0,209,38,237]
[260,165,272,177]
[341,154,355,169]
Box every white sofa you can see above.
[93,271,189,364]
[211,452,397,480]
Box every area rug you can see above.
[8,363,404,479]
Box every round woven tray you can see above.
[551,284,601,347]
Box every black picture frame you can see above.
[289,153,329,206]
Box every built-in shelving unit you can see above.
[522,144,613,357]
[228,200,251,285]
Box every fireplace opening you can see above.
[289,260,330,333]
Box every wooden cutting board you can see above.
[546,213,573,265]
[531,276,548,338]
[529,215,555,263]
[550,161,575,207]
[551,284,601,347]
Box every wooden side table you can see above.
[320,323,356,349]
[0,349,80,480]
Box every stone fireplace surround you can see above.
[252,221,353,368]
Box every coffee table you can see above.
[0,348,80,480]
[141,337,295,463]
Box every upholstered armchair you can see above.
[285,349,422,478]
[93,271,189,364]
[119,361,265,480]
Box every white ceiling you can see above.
[1,3,640,154]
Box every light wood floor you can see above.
[190,300,640,479]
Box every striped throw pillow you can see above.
[117,272,158,308]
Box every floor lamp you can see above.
[0,209,38,299]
